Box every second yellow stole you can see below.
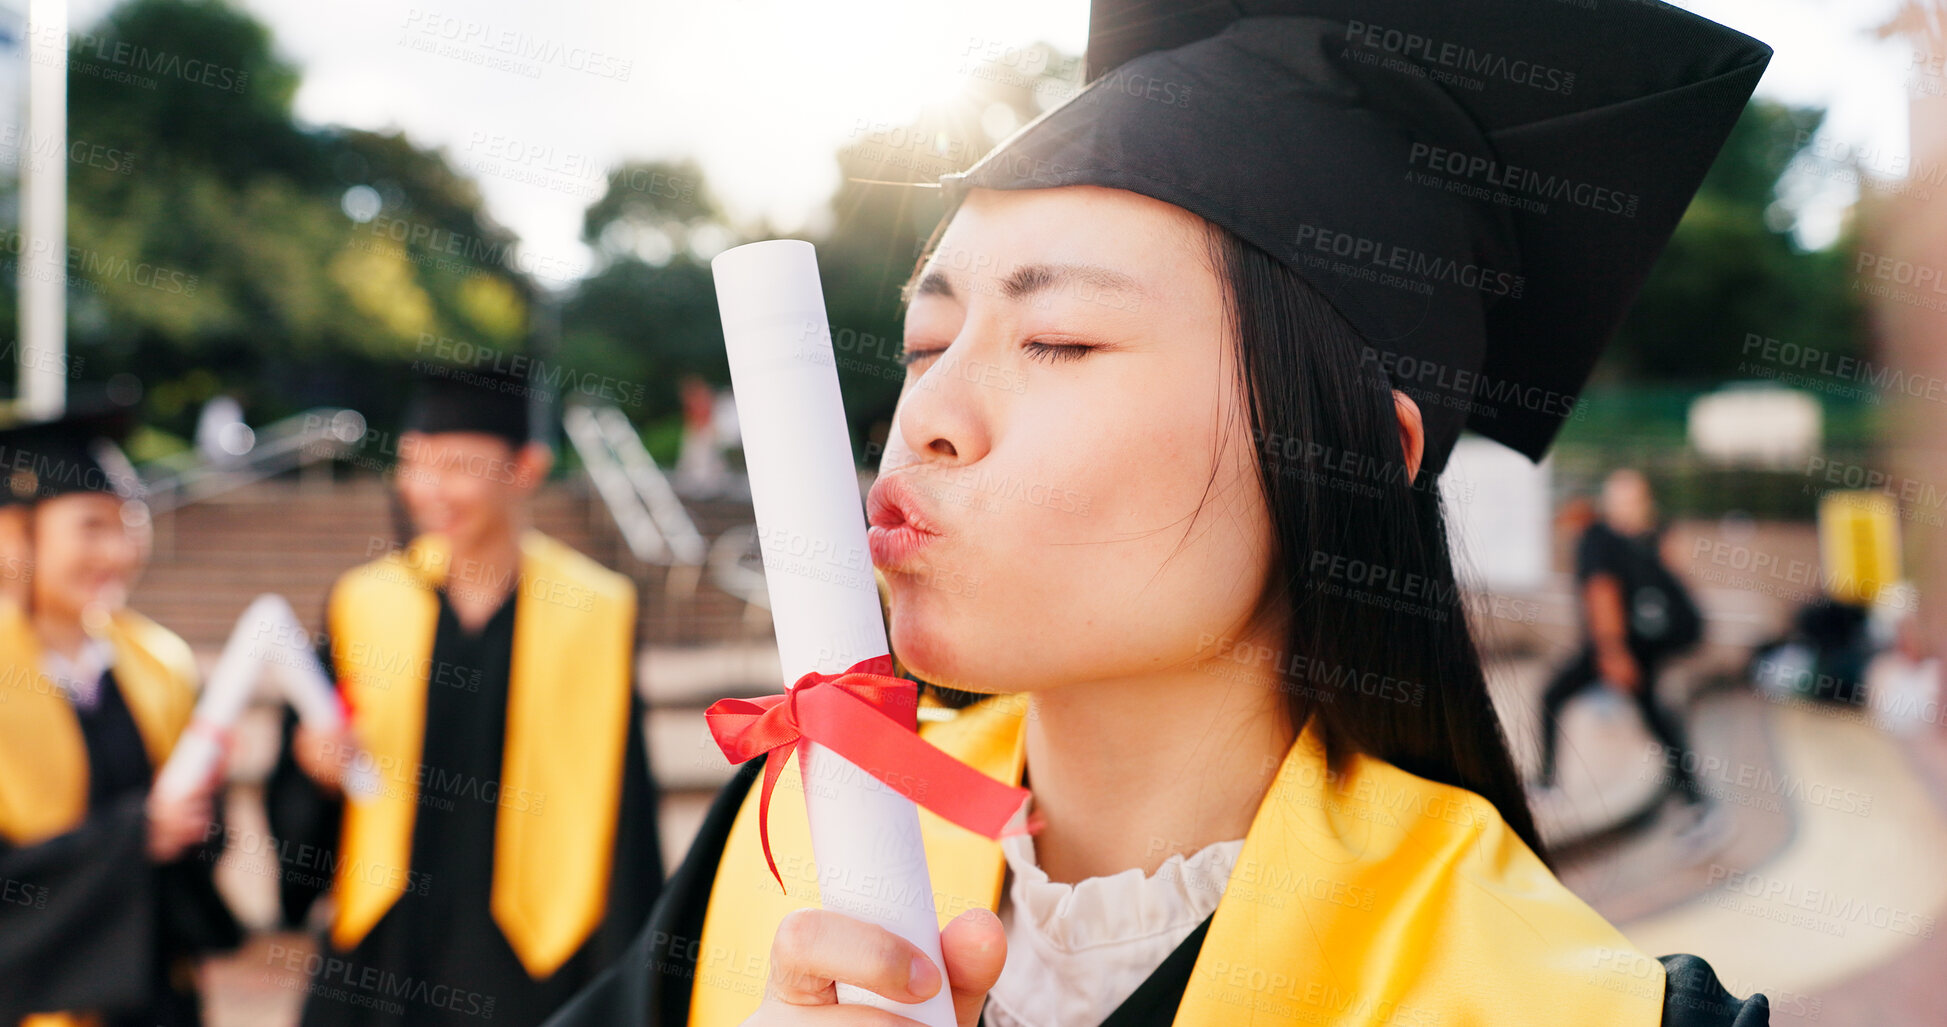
[327,530,636,978]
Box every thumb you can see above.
[940,908,1007,1027]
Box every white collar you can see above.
[986,795,1244,1027]
[41,636,115,711]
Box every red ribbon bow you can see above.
[704,655,1031,890]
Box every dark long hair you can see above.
[904,212,1545,865]
[1204,224,1545,863]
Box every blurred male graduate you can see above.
[266,364,664,1027]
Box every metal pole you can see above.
[17,0,66,418]
[531,287,561,453]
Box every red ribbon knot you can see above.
[704,654,1031,890]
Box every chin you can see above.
[87,581,132,610]
[43,585,106,622]
[887,598,942,676]
[888,597,978,693]
[892,609,1034,698]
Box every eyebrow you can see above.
[914,271,955,299]
[1001,263,1141,300]
[909,262,1143,304]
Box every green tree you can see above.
[558,158,735,434]
[814,40,1082,459]
[1605,100,1864,382]
[11,0,538,436]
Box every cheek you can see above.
[395,468,433,506]
[32,541,89,599]
[1023,359,1240,559]
[1063,405,1269,633]
[73,533,125,572]
[103,532,141,575]
[903,372,1270,689]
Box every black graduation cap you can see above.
[0,401,142,508]
[942,0,1771,474]
[402,363,544,449]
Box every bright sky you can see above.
[58,0,1923,282]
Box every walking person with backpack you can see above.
[1536,469,1711,815]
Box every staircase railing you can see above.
[562,404,707,566]
[142,407,366,515]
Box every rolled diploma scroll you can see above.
[262,595,380,801]
[712,239,954,1027]
[154,594,375,801]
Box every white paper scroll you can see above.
[154,593,375,801]
[713,240,955,1027]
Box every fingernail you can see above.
[909,953,939,996]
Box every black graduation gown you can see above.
[264,589,665,1027]
[0,669,243,1026]
[542,756,1773,1027]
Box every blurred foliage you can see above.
[1603,101,1865,383]
[0,0,536,437]
[1553,102,1877,518]
[557,41,1080,460]
[558,158,733,429]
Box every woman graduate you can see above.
[548,0,1775,1024]
[0,405,241,1027]
[264,364,664,1027]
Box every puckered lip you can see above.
[866,472,944,537]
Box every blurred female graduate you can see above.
[550,1,1774,1024]
[0,405,241,1027]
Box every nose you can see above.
[891,338,993,470]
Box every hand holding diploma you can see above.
[146,758,222,862]
[747,906,1007,1027]
[154,593,376,802]
[705,240,1027,1027]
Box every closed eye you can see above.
[897,347,943,368]
[897,340,1095,368]
[1023,341,1091,363]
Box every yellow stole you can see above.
[328,530,636,979]
[0,600,198,1027]
[693,694,1669,1026]
[0,601,197,846]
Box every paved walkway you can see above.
[1498,657,1947,1025]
